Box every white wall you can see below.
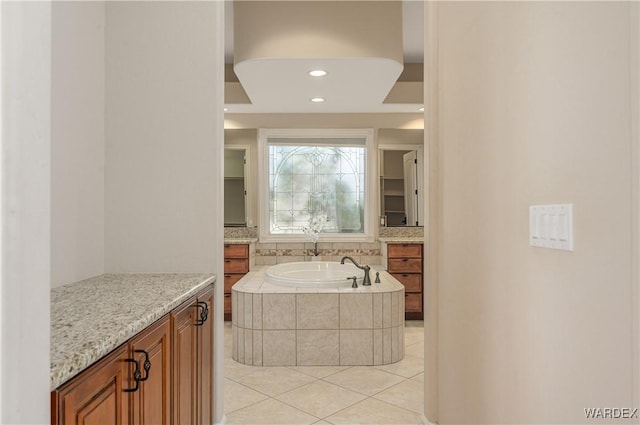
[105,3,225,422]
[51,1,105,287]
[105,2,221,273]
[428,2,639,423]
[1,2,51,422]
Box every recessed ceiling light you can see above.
[418,107,424,112]
[308,70,327,77]
[310,97,326,103]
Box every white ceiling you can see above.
[224,1,424,114]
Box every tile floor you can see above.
[224,321,425,425]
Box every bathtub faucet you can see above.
[340,256,371,286]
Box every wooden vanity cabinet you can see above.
[129,316,172,425]
[171,285,214,425]
[52,284,214,425]
[52,344,131,425]
[387,243,424,320]
[224,244,250,320]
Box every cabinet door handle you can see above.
[124,358,141,393]
[198,301,209,323]
[193,302,208,326]
[134,349,151,382]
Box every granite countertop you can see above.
[51,273,215,390]
[224,238,258,244]
[378,237,425,243]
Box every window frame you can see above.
[258,128,376,243]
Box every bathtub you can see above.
[232,262,405,367]
[265,261,364,287]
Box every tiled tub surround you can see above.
[254,241,382,265]
[232,266,405,367]
[50,273,216,390]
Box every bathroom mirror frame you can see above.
[378,143,425,227]
[223,146,251,227]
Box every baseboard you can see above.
[422,415,438,425]
[216,414,227,425]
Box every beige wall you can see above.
[429,2,639,424]
[105,2,221,273]
[225,113,424,130]
[51,1,105,287]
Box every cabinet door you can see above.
[197,286,215,425]
[129,315,171,425]
[53,345,130,425]
[172,297,198,425]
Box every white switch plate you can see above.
[529,204,573,251]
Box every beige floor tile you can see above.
[373,379,424,414]
[226,398,319,425]
[225,322,234,349]
[275,380,367,419]
[224,378,269,414]
[225,357,260,380]
[411,372,424,383]
[287,365,351,379]
[403,329,424,347]
[374,354,424,378]
[322,366,405,396]
[405,320,424,329]
[234,367,317,396]
[405,342,424,359]
[324,398,424,425]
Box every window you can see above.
[259,129,375,242]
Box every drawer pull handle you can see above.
[224,274,232,278]
[224,259,231,263]
[402,274,409,277]
[224,293,231,298]
[402,258,409,262]
[124,358,142,393]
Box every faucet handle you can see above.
[347,276,358,288]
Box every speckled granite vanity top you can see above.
[224,238,257,244]
[50,273,215,390]
[378,237,424,243]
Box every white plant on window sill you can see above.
[303,215,327,257]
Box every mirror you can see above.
[224,148,248,226]
[379,147,424,226]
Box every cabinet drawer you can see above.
[388,258,422,273]
[390,273,422,293]
[224,244,249,258]
[405,293,423,313]
[224,274,244,292]
[224,293,231,314]
[387,244,422,258]
[224,258,249,274]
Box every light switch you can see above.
[529,204,573,251]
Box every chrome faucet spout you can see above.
[340,256,372,286]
